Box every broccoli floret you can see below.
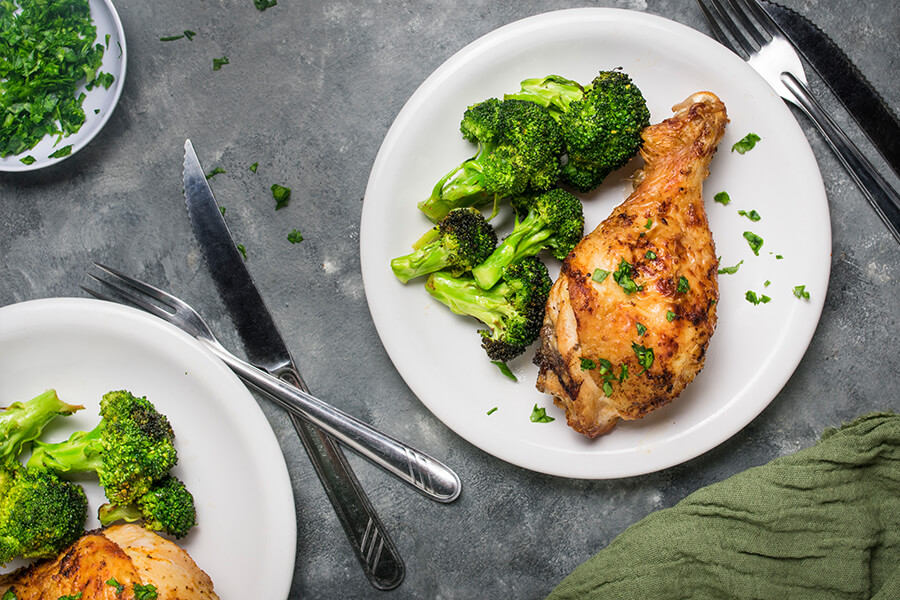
[98,474,197,539]
[425,257,552,361]
[391,208,498,283]
[471,188,584,290]
[28,390,177,506]
[418,98,564,223]
[0,389,83,460]
[558,71,650,192]
[0,460,87,563]
[506,70,650,192]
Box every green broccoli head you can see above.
[0,389,83,461]
[418,98,564,222]
[471,187,584,290]
[558,70,650,192]
[98,474,197,539]
[425,256,552,361]
[28,390,177,506]
[0,460,87,564]
[391,207,498,283]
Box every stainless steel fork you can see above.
[697,0,900,244]
[83,263,462,504]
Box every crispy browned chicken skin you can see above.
[0,524,218,600]
[535,91,728,438]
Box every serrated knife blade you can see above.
[760,0,900,178]
[183,139,405,590]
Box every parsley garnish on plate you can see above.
[732,133,761,154]
[743,231,764,256]
[287,229,304,244]
[738,209,762,221]
[0,0,114,158]
[212,56,229,71]
[793,285,810,300]
[718,259,743,275]
[745,290,771,305]
[530,404,555,423]
[491,361,517,381]
[714,191,732,205]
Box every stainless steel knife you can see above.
[760,0,900,179]
[182,139,405,590]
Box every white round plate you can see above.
[360,8,831,479]
[0,0,127,172]
[0,298,296,598]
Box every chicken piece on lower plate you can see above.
[535,91,728,438]
[0,523,219,600]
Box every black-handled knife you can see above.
[760,0,900,179]
[182,139,404,590]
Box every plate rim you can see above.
[360,7,830,479]
[0,297,297,597]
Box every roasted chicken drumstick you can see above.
[535,91,728,438]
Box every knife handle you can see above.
[782,73,900,244]
[279,369,405,591]
[203,340,462,503]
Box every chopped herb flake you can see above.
[48,145,72,159]
[631,342,654,374]
[613,258,643,294]
[677,275,690,293]
[287,229,304,244]
[644,218,653,229]
[793,285,810,300]
[580,357,597,371]
[530,404,554,423]
[19,155,36,165]
[487,407,498,415]
[636,323,647,336]
[592,268,609,284]
[213,56,229,71]
[184,29,196,40]
[666,310,676,322]
[133,584,159,600]
[492,361,517,381]
[743,231,764,255]
[718,259,744,275]
[745,290,771,305]
[237,243,247,259]
[738,209,762,221]
[205,166,226,180]
[714,191,731,205]
[645,250,657,260]
[732,133,761,154]
[271,184,292,209]
[160,34,185,42]
[249,162,259,173]
[219,206,226,216]
[776,254,784,260]
[106,579,125,594]
[254,0,277,9]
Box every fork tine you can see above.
[723,0,769,46]
[697,0,753,58]
[84,274,176,323]
[91,262,182,311]
[740,0,783,39]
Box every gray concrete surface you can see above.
[1,0,898,598]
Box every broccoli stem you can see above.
[472,211,553,289]
[418,159,492,222]
[27,423,105,474]
[390,242,455,284]
[426,272,516,332]
[0,389,83,460]
[98,502,143,526]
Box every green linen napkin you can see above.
[546,413,900,600]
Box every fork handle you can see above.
[201,340,462,503]
[782,72,900,244]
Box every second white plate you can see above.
[360,8,831,479]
